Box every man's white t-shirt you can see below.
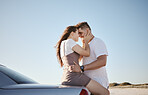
[82,37,109,88]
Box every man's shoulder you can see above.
[93,37,105,44]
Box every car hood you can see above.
[1,84,85,90]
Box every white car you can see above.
[0,64,89,95]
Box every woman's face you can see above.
[72,30,79,42]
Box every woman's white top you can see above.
[60,39,77,58]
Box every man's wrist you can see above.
[80,65,84,72]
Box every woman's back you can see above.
[60,39,91,86]
[60,39,79,66]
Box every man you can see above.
[70,22,109,89]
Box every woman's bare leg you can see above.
[86,80,110,95]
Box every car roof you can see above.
[0,64,5,67]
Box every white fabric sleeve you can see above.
[67,39,77,50]
[94,39,108,58]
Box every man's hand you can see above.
[69,61,81,73]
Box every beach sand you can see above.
[109,88,148,95]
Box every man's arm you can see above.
[84,55,107,71]
[69,55,107,72]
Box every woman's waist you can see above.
[62,55,79,64]
[62,62,79,69]
[62,59,79,65]
[62,70,82,77]
[62,62,75,66]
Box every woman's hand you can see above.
[83,30,93,43]
[69,61,81,73]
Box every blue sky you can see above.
[0,0,148,85]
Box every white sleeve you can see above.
[94,39,108,58]
[67,39,77,50]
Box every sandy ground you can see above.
[109,88,148,95]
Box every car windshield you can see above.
[0,66,37,84]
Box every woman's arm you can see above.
[72,30,93,57]
[79,55,83,62]
[72,42,90,57]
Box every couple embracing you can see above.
[56,22,110,95]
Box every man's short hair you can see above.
[76,22,91,30]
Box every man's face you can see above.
[78,28,86,38]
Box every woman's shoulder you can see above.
[67,39,75,42]
[65,39,77,49]
[65,39,76,44]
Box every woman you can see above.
[56,26,109,95]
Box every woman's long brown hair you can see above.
[56,26,77,67]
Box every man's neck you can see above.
[88,35,94,43]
